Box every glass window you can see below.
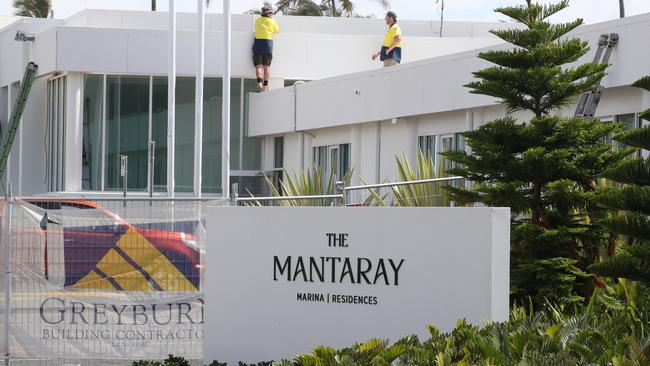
[418,135,436,160]
[202,77,222,194]
[79,75,265,194]
[105,76,149,191]
[339,143,350,178]
[312,144,350,180]
[274,136,284,169]
[313,146,327,168]
[440,135,454,171]
[330,146,339,181]
[230,79,242,170]
[613,113,640,157]
[152,77,168,192]
[616,113,637,130]
[175,77,196,193]
[82,75,103,191]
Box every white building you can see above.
[1,9,649,197]
[249,12,650,189]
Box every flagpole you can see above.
[222,0,231,198]
[194,0,205,197]
[167,0,177,197]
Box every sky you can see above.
[1,0,650,24]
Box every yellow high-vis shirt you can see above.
[255,17,280,40]
[382,23,402,48]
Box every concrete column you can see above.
[65,73,83,193]
[359,122,379,184]
[350,125,361,185]
[405,117,418,164]
[262,136,274,171]
[303,133,313,170]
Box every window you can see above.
[274,136,283,169]
[313,143,351,181]
[600,113,641,157]
[105,76,149,191]
[47,76,66,192]
[614,114,638,153]
[151,77,168,192]
[81,75,264,195]
[418,133,466,172]
[82,75,103,191]
[418,135,436,159]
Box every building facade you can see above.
[248,13,650,187]
[0,10,510,197]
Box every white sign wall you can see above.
[205,207,509,364]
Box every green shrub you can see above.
[277,290,650,365]
[132,354,190,366]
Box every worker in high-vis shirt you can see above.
[252,6,280,92]
[372,11,402,67]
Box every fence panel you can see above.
[0,198,222,365]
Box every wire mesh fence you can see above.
[0,178,464,364]
[0,198,222,365]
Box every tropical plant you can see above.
[274,0,390,17]
[589,76,650,284]
[367,150,452,207]
[273,0,323,16]
[442,0,629,307]
[153,0,211,12]
[256,165,351,206]
[13,0,51,18]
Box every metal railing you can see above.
[16,195,230,210]
[233,176,466,207]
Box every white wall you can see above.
[20,78,48,195]
[249,13,650,137]
[63,10,515,38]
[1,11,509,86]
[273,84,650,186]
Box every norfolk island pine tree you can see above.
[441,0,629,306]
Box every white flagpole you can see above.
[194,0,205,197]
[222,0,231,198]
[167,0,177,197]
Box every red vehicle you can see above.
[23,199,201,292]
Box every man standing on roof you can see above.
[253,6,280,92]
[372,11,402,67]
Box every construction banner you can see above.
[0,200,205,362]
